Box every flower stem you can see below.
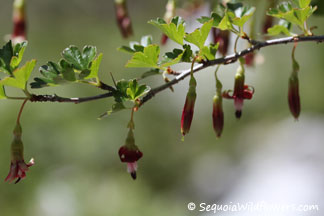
[16,99,28,124]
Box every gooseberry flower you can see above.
[119,128,143,180]
[244,52,255,67]
[115,0,133,38]
[223,64,254,119]
[181,75,197,136]
[5,123,34,184]
[262,15,273,35]
[288,72,300,119]
[12,0,27,44]
[212,94,224,137]
[212,28,230,56]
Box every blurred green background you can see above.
[0,1,324,216]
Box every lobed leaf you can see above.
[126,45,160,68]
[0,60,36,89]
[184,20,213,49]
[148,16,185,45]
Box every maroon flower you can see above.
[119,128,143,180]
[244,52,255,67]
[5,123,34,184]
[161,34,169,45]
[212,94,224,137]
[223,65,254,119]
[212,28,230,56]
[12,0,27,44]
[115,0,133,38]
[262,15,273,35]
[288,73,300,119]
[181,76,197,136]
[5,158,34,184]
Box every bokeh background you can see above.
[0,0,324,215]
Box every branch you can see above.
[30,92,114,104]
[139,35,324,107]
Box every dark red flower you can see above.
[119,146,143,163]
[119,128,143,180]
[5,123,34,184]
[288,73,300,119]
[212,94,224,137]
[181,76,197,136]
[5,159,34,184]
[115,0,133,38]
[212,28,230,56]
[12,0,27,44]
[161,34,169,45]
[262,15,273,35]
[244,52,255,67]
[223,65,254,119]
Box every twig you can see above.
[30,92,114,104]
[139,35,324,107]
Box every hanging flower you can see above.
[115,0,133,38]
[262,15,273,35]
[223,63,254,119]
[212,28,230,56]
[5,123,34,184]
[12,0,27,44]
[212,94,224,137]
[181,75,197,136]
[288,73,300,119]
[118,128,143,180]
[244,52,255,67]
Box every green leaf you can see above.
[0,41,14,74]
[149,16,185,45]
[10,41,28,70]
[0,84,6,99]
[200,43,219,60]
[267,25,293,36]
[126,45,160,68]
[82,46,97,67]
[60,59,76,82]
[84,53,103,79]
[62,45,97,71]
[118,35,153,54]
[161,51,184,68]
[184,19,213,49]
[228,6,256,27]
[267,2,316,29]
[181,44,193,62]
[98,102,127,119]
[30,77,57,89]
[217,13,234,31]
[113,79,151,102]
[298,0,311,8]
[126,79,150,100]
[0,60,36,89]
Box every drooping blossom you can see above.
[5,123,34,184]
[181,75,197,136]
[118,128,143,180]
